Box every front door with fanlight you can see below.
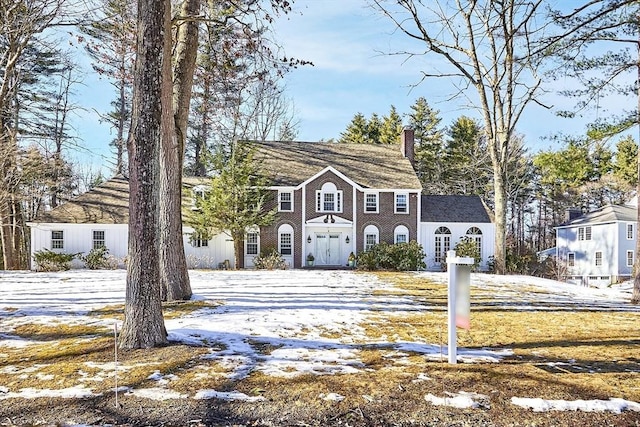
[315,233,341,265]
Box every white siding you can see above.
[419,222,495,271]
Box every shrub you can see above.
[33,249,78,272]
[79,246,116,270]
[356,240,426,271]
[254,247,287,270]
[453,237,481,271]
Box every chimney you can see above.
[565,207,583,222]
[401,127,415,167]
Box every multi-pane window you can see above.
[466,227,483,259]
[434,226,451,263]
[246,232,258,255]
[191,234,208,248]
[316,183,343,213]
[365,193,378,213]
[280,233,292,255]
[51,230,64,249]
[364,225,379,251]
[578,226,592,241]
[92,230,105,249]
[628,223,634,240]
[627,250,634,267]
[394,225,409,244]
[595,251,602,266]
[567,252,575,267]
[279,191,293,212]
[395,193,408,214]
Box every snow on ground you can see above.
[0,269,638,413]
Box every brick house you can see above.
[27,129,495,270]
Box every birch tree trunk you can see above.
[119,0,169,349]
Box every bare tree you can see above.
[371,0,548,274]
[119,0,170,349]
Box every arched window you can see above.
[278,224,294,256]
[364,225,379,251]
[466,227,483,259]
[434,226,451,263]
[316,182,343,213]
[394,225,409,244]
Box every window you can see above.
[246,232,258,255]
[466,227,483,258]
[279,191,293,212]
[316,182,343,213]
[395,193,408,214]
[595,251,602,266]
[364,193,378,213]
[627,250,634,267]
[627,223,634,240]
[92,230,105,249]
[578,226,592,241]
[394,225,409,244]
[567,252,575,267]
[278,224,294,256]
[191,186,207,210]
[51,230,64,249]
[191,234,209,248]
[364,225,379,251]
[434,226,451,263]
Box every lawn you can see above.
[0,269,638,426]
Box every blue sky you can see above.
[68,0,627,174]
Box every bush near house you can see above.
[32,249,78,272]
[253,247,287,270]
[357,241,426,271]
[79,247,117,270]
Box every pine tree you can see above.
[379,105,402,145]
[339,113,369,144]
[407,97,444,192]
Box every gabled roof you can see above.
[32,175,130,224]
[253,140,421,189]
[421,195,493,223]
[557,204,637,228]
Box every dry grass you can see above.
[1,272,639,426]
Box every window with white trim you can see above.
[364,193,378,213]
[578,226,592,241]
[364,225,379,251]
[316,182,343,213]
[278,191,293,212]
[92,230,105,249]
[434,226,451,264]
[51,230,64,249]
[567,252,575,267]
[395,193,408,214]
[627,250,634,267]
[627,223,634,240]
[595,251,602,266]
[394,225,409,244]
[278,224,293,256]
[191,233,209,248]
[466,227,483,259]
[246,232,259,255]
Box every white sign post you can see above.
[446,250,474,364]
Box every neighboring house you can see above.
[419,195,495,271]
[555,204,637,287]
[28,129,496,270]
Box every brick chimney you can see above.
[400,128,415,167]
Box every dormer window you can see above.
[316,182,343,213]
[279,191,293,212]
[191,185,208,210]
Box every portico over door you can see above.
[315,233,341,265]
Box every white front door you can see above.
[315,233,341,265]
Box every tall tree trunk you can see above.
[119,0,169,349]
[159,0,200,301]
[493,165,508,275]
[633,25,640,305]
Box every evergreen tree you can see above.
[407,97,444,192]
[367,113,382,143]
[613,135,637,186]
[379,105,402,145]
[188,141,276,269]
[339,113,369,144]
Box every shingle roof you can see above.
[558,204,637,227]
[34,175,130,224]
[421,195,493,223]
[253,140,422,189]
